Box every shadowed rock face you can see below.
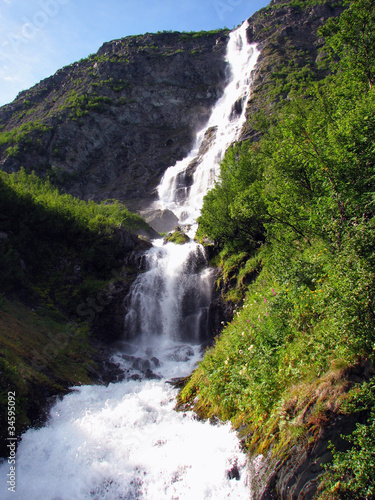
[0,31,229,211]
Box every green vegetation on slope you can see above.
[0,168,147,302]
[180,1,375,496]
[0,298,95,456]
[0,169,148,456]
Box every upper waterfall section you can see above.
[0,1,346,212]
[155,21,260,235]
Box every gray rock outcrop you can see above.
[144,208,179,233]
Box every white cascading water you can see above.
[0,22,259,500]
[157,21,259,235]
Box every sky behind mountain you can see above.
[0,0,269,106]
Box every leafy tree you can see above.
[320,0,375,90]
[197,143,266,250]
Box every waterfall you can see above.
[0,21,260,500]
[157,21,260,233]
[124,20,260,349]
[124,241,213,343]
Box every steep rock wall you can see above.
[0,31,229,211]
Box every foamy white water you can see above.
[0,352,250,500]
[124,239,214,343]
[0,21,259,500]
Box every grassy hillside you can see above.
[0,169,147,299]
[179,1,375,497]
[0,170,149,457]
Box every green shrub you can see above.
[320,381,375,499]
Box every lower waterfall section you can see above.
[124,240,214,344]
[0,360,251,500]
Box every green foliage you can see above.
[0,121,52,157]
[270,0,340,10]
[320,381,375,499]
[0,169,147,312]
[65,90,112,118]
[92,78,130,92]
[197,143,266,251]
[183,2,375,496]
[179,29,229,42]
[320,0,375,89]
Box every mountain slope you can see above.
[243,0,345,140]
[0,1,345,213]
[0,30,229,211]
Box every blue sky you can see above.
[0,0,269,107]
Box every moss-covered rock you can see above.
[164,228,190,245]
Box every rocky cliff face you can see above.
[0,30,229,211]
[0,1,344,213]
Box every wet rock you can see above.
[145,209,179,233]
[118,343,138,355]
[91,264,141,344]
[151,357,160,367]
[227,464,240,481]
[132,358,151,372]
[209,416,220,426]
[166,346,195,362]
[183,245,208,273]
[99,361,125,384]
[144,369,162,380]
[135,234,155,250]
[166,377,189,388]
[121,354,136,363]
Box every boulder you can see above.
[145,209,179,233]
